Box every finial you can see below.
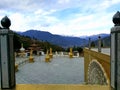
[113,11,120,26]
[1,16,11,29]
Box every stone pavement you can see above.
[15,57,29,65]
[91,48,110,55]
[16,55,84,84]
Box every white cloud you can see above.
[0,0,119,36]
[40,11,114,36]
[9,13,28,31]
[58,0,70,4]
[34,9,56,16]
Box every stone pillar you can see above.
[88,38,91,49]
[111,11,120,90]
[102,39,105,48]
[98,36,101,52]
[0,16,15,89]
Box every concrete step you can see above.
[14,84,110,90]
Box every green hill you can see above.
[13,32,65,52]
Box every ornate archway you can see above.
[87,60,109,85]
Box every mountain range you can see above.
[17,30,110,48]
[81,34,110,41]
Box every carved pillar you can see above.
[0,16,15,89]
[111,11,120,90]
[88,38,91,49]
[98,36,101,52]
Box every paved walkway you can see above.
[16,55,84,84]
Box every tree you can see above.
[91,41,95,47]
[77,47,83,53]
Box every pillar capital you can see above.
[111,26,120,33]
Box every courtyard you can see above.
[16,55,84,84]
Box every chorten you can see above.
[20,43,25,57]
[20,43,25,52]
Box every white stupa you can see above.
[20,43,25,52]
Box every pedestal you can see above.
[29,56,34,63]
[45,55,50,62]
[49,54,53,58]
[69,53,73,58]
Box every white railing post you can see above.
[98,36,101,52]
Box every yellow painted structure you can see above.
[29,49,34,63]
[45,50,50,62]
[15,64,18,72]
[84,48,110,85]
[69,48,73,58]
[14,84,110,90]
[49,48,53,58]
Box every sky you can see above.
[0,0,120,36]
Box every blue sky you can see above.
[0,0,120,36]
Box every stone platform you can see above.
[16,55,84,84]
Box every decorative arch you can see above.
[87,60,109,85]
